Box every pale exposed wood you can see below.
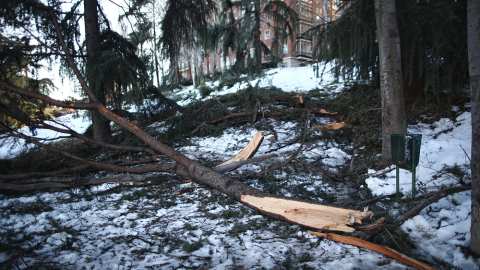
[307,231,436,270]
[214,154,278,173]
[241,195,373,232]
[312,121,351,131]
[309,108,338,115]
[290,92,304,104]
[214,131,266,171]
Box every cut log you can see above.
[214,131,266,172]
[308,231,437,270]
[241,195,373,232]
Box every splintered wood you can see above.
[240,195,373,232]
[313,121,351,131]
[308,231,437,270]
[215,131,265,172]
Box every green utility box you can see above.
[391,134,422,197]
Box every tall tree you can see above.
[0,0,378,236]
[468,0,480,256]
[84,0,111,142]
[374,0,406,159]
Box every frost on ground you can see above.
[0,65,478,269]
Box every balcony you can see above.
[296,51,312,58]
[296,33,312,40]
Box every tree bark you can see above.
[468,0,480,256]
[84,0,111,143]
[374,0,407,160]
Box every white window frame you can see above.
[264,30,270,40]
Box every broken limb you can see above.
[252,118,308,178]
[395,185,471,226]
[215,131,266,171]
[214,154,278,173]
[308,231,436,270]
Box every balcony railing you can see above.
[296,51,312,58]
[296,33,312,40]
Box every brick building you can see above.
[178,0,344,80]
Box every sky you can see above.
[0,64,477,269]
[36,0,128,101]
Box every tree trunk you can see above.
[468,0,480,256]
[152,1,161,88]
[374,0,406,160]
[253,0,262,72]
[84,0,111,142]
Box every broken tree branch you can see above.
[308,231,436,270]
[214,154,278,173]
[395,185,471,226]
[215,131,266,171]
[253,117,308,177]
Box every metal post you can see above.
[396,166,400,198]
[412,138,416,198]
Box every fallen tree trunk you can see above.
[308,231,436,270]
[0,0,380,233]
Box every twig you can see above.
[460,144,471,163]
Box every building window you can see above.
[283,44,288,54]
[265,13,270,23]
[265,30,270,39]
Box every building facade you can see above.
[178,0,344,80]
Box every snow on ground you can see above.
[0,63,478,269]
[173,63,344,106]
[365,111,472,197]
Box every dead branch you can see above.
[308,231,437,270]
[395,185,471,226]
